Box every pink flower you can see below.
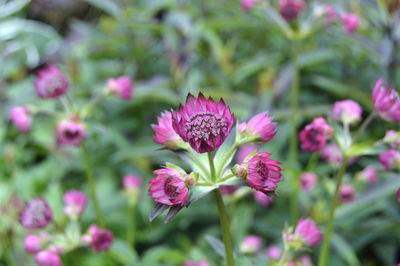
[383,130,400,148]
[63,190,87,218]
[279,0,305,22]
[299,255,312,266]
[87,224,114,252]
[20,198,53,229]
[299,117,333,152]
[341,13,359,34]
[324,5,337,24]
[245,153,282,194]
[240,235,262,253]
[300,172,317,191]
[321,143,343,166]
[149,168,191,206]
[24,234,42,254]
[372,78,400,122]
[107,76,133,100]
[10,106,32,133]
[266,246,281,260]
[379,149,400,171]
[332,100,362,125]
[183,261,209,266]
[238,112,276,143]
[397,187,400,203]
[123,175,142,189]
[35,250,62,266]
[295,218,322,246]
[237,144,258,164]
[241,0,257,11]
[172,93,234,153]
[220,185,239,195]
[339,184,355,204]
[34,65,68,98]
[152,111,183,149]
[254,191,273,206]
[355,166,377,184]
[57,120,87,147]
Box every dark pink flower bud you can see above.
[10,106,32,133]
[295,218,322,246]
[57,120,87,147]
[372,79,400,122]
[239,112,276,143]
[172,93,234,153]
[341,13,359,34]
[321,143,343,166]
[63,190,87,218]
[183,261,209,266]
[254,191,273,206]
[355,166,377,184]
[397,187,400,203]
[87,224,114,252]
[240,235,262,253]
[379,149,400,171]
[34,65,68,99]
[266,245,281,260]
[123,175,142,189]
[300,172,318,191]
[20,198,52,229]
[35,250,62,266]
[24,234,42,254]
[220,185,239,195]
[107,76,133,100]
[152,111,183,149]
[241,0,257,11]
[237,144,258,164]
[332,100,362,125]
[279,0,305,22]
[299,117,333,152]
[339,184,355,204]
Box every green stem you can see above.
[127,205,136,248]
[214,189,235,266]
[277,246,289,266]
[305,152,320,172]
[81,142,104,227]
[318,157,348,266]
[208,152,216,183]
[352,112,375,144]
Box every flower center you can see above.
[255,161,269,178]
[185,111,228,141]
[65,129,80,140]
[44,76,63,94]
[164,178,180,198]
[28,201,47,225]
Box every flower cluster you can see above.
[299,117,333,152]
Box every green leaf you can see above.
[109,239,138,264]
[186,185,217,206]
[83,0,121,16]
[332,233,361,266]
[0,0,30,18]
[205,235,226,258]
[214,133,236,177]
[346,141,386,157]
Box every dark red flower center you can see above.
[64,129,80,140]
[44,76,64,94]
[164,178,180,199]
[255,160,269,178]
[185,111,228,142]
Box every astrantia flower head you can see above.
[254,191,273,206]
[300,172,317,191]
[152,111,183,149]
[63,190,87,219]
[355,166,377,184]
[332,100,362,125]
[149,168,192,206]
[372,79,400,122]
[339,184,355,204]
[107,76,133,100]
[238,112,276,143]
[279,0,305,22]
[35,250,62,266]
[321,143,343,166]
[299,117,333,152]
[266,245,281,260]
[24,234,43,254]
[341,13,359,34]
[379,149,400,171]
[172,93,234,153]
[20,198,53,229]
[10,106,32,133]
[240,235,262,254]
[86,224,114,252]
[324,4,337,24]
[294,217,322,246]
[57,119,87,147]
[34,65,69,98]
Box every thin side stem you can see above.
[318,157,348,266]
[127,205,136,248]
[208,152,216,183]
[277,246,289,266]
[214,189,235,266]
[81,142,104,227]
[353,112,375,144]
[305,152,320,172]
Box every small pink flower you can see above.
[240,235,262,253]
[152,111,183,149]
[123,175,142,189]
[20,198,53,229]
[339,184,355,204]
[87,224,114,252]
[299,117,333,152]
[397,187,400,203]
[48,245,63,255]
[10,106,32,133]
[241,0,257,11]
[300,172,318,191]
[254,191,273,206]
[237,144,258,164]
[279,0,306,22]
[149,168,191,206]
[324,5,337,24]
[379,149,400,171]
[238,112,276,143]
[299,255,312,266]
[24,234,42,254]
[34,65,68,98]
[372,78,400,122]
[295,218,322,246]
[107,76,133,100]
[183,261,209,266]
[321,143,343,166]
[332,100,362,125]
[266,246,281,260]
[35,250,62,266]
[57,120,87,147]
[356,166,377,184]
[245,153,282,194]
[220,185,240,195]
[172,93,234,153]
[63,190,87,218]
[341,13,359,34]
[383,130,400,148]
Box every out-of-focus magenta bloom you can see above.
[240,235,262,253]
[220,185,239,195]
[107,76,133,100]
[321,143,343,166]
[325,4,337,24]
[183,261,209,266]
[149,168,191,206]
[295,218,322,246]
[123,175,142,189]
[299,117,333,152]
[172,93,234,153]
[35,250,62,266]
[300,172,317,191]
[299,255,312,266]
[87,224,113,252]
[20,198,53,229]
[34,65,69,99]
[57,120,87,147]
[254,191,273,206]
[332,100,362,125]
[397,187,400,203]
[241,0,257,11]
[266,245,281,260]
[238,112,276,143]
[379,149,400,171]
[341,13,359,34]
[24,234,42,254]
[383,130,400,148]
[339,184,355,204]
[356,166,377,184]
[48,245,63,255]
[245,153,282,194]
[372,79,400,122]
[279,0,305,22]
[152,111,183,149]
[237,144,258,164]
[10,106,32,133]
[63,190,87,218]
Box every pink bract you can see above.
[372,78,400,122]
[299,117,333,152]
[63,190,88,217]
[295,217,322,246]
[57,120,87,147]
[10,106,32,133]
[152,111,182,149]
[107,76,133,100]
[34,65,69,99]
[332,100,362,125]
[254,191,273,206]
[239,112,276,143]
